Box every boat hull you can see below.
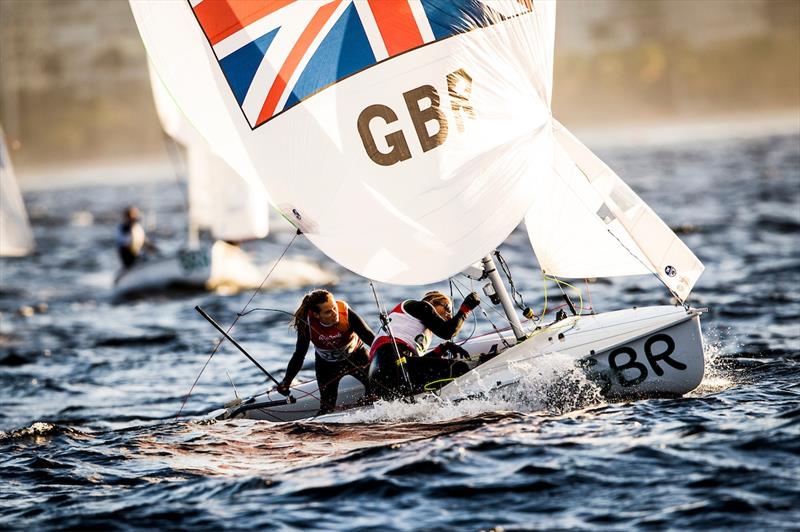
[113,246,213,298]
[439,306,704,401]
[579,314,704,398]
[216,306,705,421]
[113,241,338,298]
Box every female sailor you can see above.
[276,289,375,414]
[368,290,480,399]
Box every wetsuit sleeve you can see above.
[116,224,131,247]
[283,326,310,384]
[404,300,470,340]
[348,308,375,346]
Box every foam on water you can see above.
[329,352,604,424]
[693,337,737,395]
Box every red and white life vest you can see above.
[308,300,361,361]
[369,300,432,360]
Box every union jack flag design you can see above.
[189,0,533,129]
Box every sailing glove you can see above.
[431,341,471,360]
[460,292,480,313]
[276,380,291,396]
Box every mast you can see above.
[481,254,526,342]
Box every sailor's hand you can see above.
[275,381,291,396]
[461,292,480,312]
[438,341,471,360]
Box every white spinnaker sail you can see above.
[525,120,704,302]
[0,128,35,257]
[149,63,269,242]
[130,0,556,284]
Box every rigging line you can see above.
[368,279,413,394]
[544,275,584,317]
[448,277,478,344]
[451,275,508,323]
[584,278,595,313]
[450,275,513,348]
[604,228,687,307]
[448,277,455,311]
[539,270,549,318]
[237,307,295,318]
[494,251,527,310]
[177,229,302,420]
[451,275,521,333]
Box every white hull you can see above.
[439,305,704,401]
[113,241,337,298]
[216,306,704,422]
[113,245,214,297]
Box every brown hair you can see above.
[422,290,451,309]
[290,289,333,330]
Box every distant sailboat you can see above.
[131,0,707,420]
[0,126,35,257]
[112,66,336,297]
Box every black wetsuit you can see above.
[284,308,375,414]
[116,221,138,268]
[368,300,471,399]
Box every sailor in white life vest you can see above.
[276,289,375,414]
[116,206,155,268]
[368,290,480,399]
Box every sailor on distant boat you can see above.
[368,291,480,399]
[276,289,375,414]
[116,206,154,268]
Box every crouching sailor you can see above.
[368,291,480,399]
[276,289,375,415]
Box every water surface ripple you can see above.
[1,133,799,529]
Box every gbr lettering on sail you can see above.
[357,69,475,166]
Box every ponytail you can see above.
[290,289,332,330]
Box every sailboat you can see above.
[0,126,35,258]
[129,0,705,421]
[113,65,337,297]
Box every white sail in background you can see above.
[525,120,704,302]
[0,127,35,257]
[185,144,270,242]
[130,0,556,284]
[148,63,269,242]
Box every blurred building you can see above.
[0,0,798,170]
[553,0,799,123]
[0,0,161,167]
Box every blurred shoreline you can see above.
[16,110,800,192]
[571,110,800,148]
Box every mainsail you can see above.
[149,64,270,243]
[525,120,705,302]
[0,127,35,257]
[130,0,556,284]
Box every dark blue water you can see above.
[1,132,798,529]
